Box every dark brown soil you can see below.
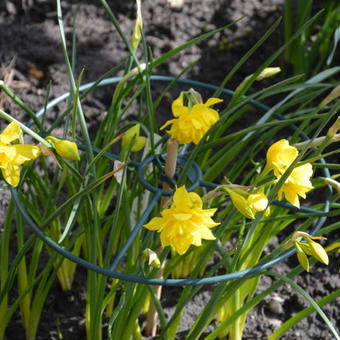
[0,1,339,339]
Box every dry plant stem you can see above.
[294,133,340,149]
[161,138,179,205]
[145,138,178,337]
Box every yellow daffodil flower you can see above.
[0,121,40,186]
[45,136,80,161]
[290,231,329,272]
[266,139,314,208]
[266,139,298,177]
[227,189,270,219]
[144,186,219,255]
[161,93,223,145]
[277,163,313,208]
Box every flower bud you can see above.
[45,136,80,161]
[256,67,281,81]
[122,124,146,152]
[142,248,161,269]
[327,116,340,138]
[131,0,143,51]
[320,85,340,107]
[306,239,329,265]
[295,242,310,272]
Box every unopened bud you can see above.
[142,248,161,268]
[327,116,340,138]
[45,136,80,161]
[256,67,281,81]
[122,124,146,152]
[131,0,143,51]
[320,85,340,107]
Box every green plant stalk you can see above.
[0,202,15,340]
[26,261,58,340]
[283,0,293,63]
[104,279,120,318]
[56,0,93,162]
[16,214,32,338]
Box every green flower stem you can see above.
[0,109,50,147]
[16,214,32,337]
[0,202,15,339]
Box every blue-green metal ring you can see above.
[13,75,331,286]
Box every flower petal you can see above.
[295,242,310,272]
[307,239,329,265]
[204,98,223,107]
[1,164,20,186]
[0,121,22,144]
[11,145,41,165]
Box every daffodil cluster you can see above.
[0,121,40,186]
[144,186,219,255]
[161,92,223,145]
[266,139,313,208]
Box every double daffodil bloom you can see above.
[289,231,329,272]
[0,121,40,186]
[266,139,298,177]
[227,189,270,219]
[144,186,219,255]
[266,139,313,208]
[278,163,314,208]
[161,94,223,145]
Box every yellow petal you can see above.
[204,98,223,107]
[266,139,298,176]
[172,105,188,118]
[173,213,193,221]
[188,191,203,208]
[0,121,22,144]
[0,145,16,165]
[144,217,164,231]
[171,94,185,117]
[160,119,175,131]
[1,164,20,186]
[198,226,216,240]
[295,242,310,272]
[248,191,268,212]
[172,186,192,207]
[11,145,41,165]
[307,239,329,265]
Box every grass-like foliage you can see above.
[0,1,339,340]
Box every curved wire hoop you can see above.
[12,76,332,286]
